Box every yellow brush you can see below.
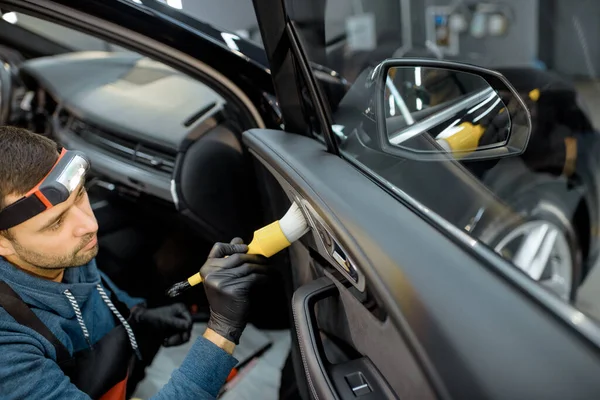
[441,121,486,154]
[439,87,541,157]
[166,202,309,297]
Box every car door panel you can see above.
[243,128,600,399]
[246,130,437,398]
[293,276,403,399]
[320,269,434,399]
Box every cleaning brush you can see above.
[166,202,309,297]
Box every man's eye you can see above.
[49,219,63,231]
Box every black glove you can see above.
[477,89,533,148]
[132,303,193,347]
[200,237,269,344]
[478,111,511,147]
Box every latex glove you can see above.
[132,303,193,347]
[200,237,269,344]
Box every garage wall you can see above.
[552,0,600,77]
[14,0,558,73]
[418,0,540,68]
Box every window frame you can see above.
[252,0,340,153]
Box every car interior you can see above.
[0,13,288,330]
[3,2,600,400]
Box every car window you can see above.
[285,0,600,318]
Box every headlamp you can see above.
[0,148,90,230]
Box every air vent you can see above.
[71,118,137,159]
[134,144,176,175]
[69,117,176,175]
[56,107,72,129]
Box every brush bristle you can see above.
[166,280,191,297]
[279,202,309,243]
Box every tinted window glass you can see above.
[286,0,600,317]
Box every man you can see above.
[0,126,268,399]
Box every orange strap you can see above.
[25,148,68,209]
[99,377,128,400]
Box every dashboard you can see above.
[19,51,225,203]
[9,50,261,242]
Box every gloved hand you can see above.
[478,110,511,147]
[131,303,193,347]
[200,237,269,344]
[476,89,532,148]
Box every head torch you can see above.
[0,148,90,230]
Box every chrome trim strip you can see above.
[301,199,366,292]
[170,179,179,210]
[88,133,136,156]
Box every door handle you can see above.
[300,200,364,290]
[331,241,359,284]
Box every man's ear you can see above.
[0,233,16,257]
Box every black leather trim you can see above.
[292,276,339,400]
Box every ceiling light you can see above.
[221,33,240,51]
[2,12,18,24]
[166,0,182,9]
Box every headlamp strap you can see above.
[0,195,47,230]
[0,148,67,231]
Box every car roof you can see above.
[123,0,271,71]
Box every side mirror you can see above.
[371,59,532,161]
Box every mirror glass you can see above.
[383,66,511,157]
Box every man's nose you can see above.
[72,207,99,237]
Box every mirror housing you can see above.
[370,59,533,161]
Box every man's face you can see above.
[0,183,99,270]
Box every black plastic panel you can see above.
[329,358,398,399]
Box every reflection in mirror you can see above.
[384,66,511,157]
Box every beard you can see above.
[11,233,98,270]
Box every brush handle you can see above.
[246,220,291,257]
[188,273,203,286]
[185,221,292,288]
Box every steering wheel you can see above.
[0,45,27,126]
[0,60,13,125]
